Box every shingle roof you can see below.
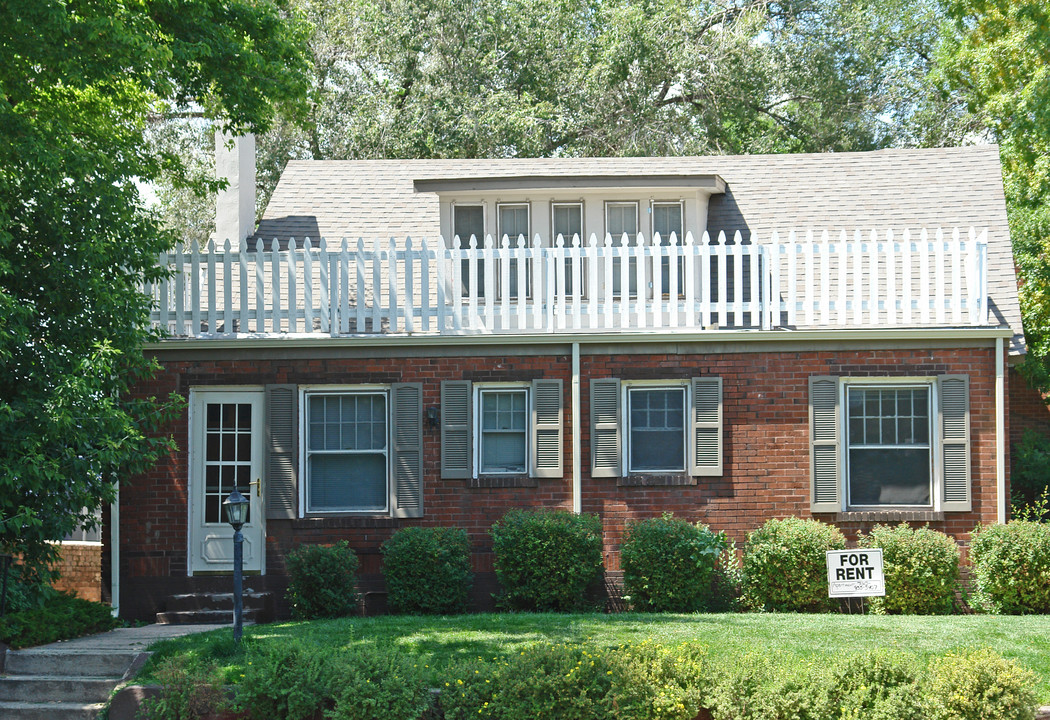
[254,145,1021,352]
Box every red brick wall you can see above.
[52,542,102,602]
[117,344,1003,619]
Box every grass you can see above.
[141,612,1050,703]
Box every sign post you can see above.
[826,549,885,598]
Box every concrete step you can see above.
[0,699,105,720]
[0,675,121,703]
[164,590,272,612]
[4,649,140,677]
[155,607,261,625]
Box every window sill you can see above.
[292,516,400,529]
[617,474,696,487]
[470,476,537,489]
[832,510,944,523]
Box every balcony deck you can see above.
[148,229,990,339]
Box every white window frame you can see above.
[301,385,391,515]
[552,201,585,297]
[842,377,937,511]
[452,203,486,245]
[623,380,690,474]
[452,203,488,299]
[606,201,640,297]
[497,202,531,300]
[497,202,530,245]
[474,383,531,477]
[651,200,685,297]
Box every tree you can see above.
[155,0,973,236]
[939,0,1050,390]
[0,0,309,574]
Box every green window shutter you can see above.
[531,379,563,478]
[590,378,621,478]
[939,375,972,512]
[691,377,723,476]
[809,376,841,513]
[441,380,472,479]
[265,384,298,519]
[392,383,424,518]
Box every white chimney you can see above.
[215,132,256,250]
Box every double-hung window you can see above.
[809,375,971,514]
[627,386,687,473]
[305,391,388,513]
[846,386,931,507]
[497,203,530,299]
[552,202,584,296]
[453,204,486,297]
[590,377,723,479]
[478,386,529,474]
[607,201,639,296]
[652,201,684,295]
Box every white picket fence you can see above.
[147,228,989,337]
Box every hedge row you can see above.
[283,513,1050,617]
[141,641,1036,720]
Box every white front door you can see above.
[189,389,265,575]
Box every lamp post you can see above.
[223,489,249,643]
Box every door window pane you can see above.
[607,203,639,296]
[653,202,684,293]
[498,204,530,298]
[202,402,253,524]
[628,388,685,472]
[553,203,584,295]
[454,205,486,297]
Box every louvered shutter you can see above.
[590,378,621,478]
[939,375,971,512]
[392,383,424,518]
[691,377,722,476]
[441,380,472,479]
[809,376,841,513]
[531,379,563,478]
[265,384,298,519]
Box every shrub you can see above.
[441,641,708,720]
[236,639,338,720]
[326,646,434,720]
[140,656,229,720]
[925,648,1036,720]
[970,521,1050,613]
[742,517,845,612]
[620,514,726,612]
[829,650,923,720]
[859,524,959,615]
[284,541,359,620]
[706,652,836,720]
[490,509,603,612]
[0,592,119,648]
[382,526,473,614]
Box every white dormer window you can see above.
[652,201,684,295]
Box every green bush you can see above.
[860,524,959,615]
[490,509,603,612]
[284,541,360,620]
[0,592,119,649]
[925,648,1036,720]
[829,650,923,720]
[706,652,836,720]
[970,521,1050,613]
[235,640,433,720]
[742,517,845,612]
[440,641,708,720]
[141,656,230,720]
[621,514,726,612]
[382,526,473,615]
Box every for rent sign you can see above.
[826,549,885,598]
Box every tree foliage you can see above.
[940,0,1050,390]
[0,0,309,571]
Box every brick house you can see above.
[110,142,1023,620]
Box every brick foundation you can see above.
[52,542,102,602]
[116,341,1007,620]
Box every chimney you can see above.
[215,132,256,250]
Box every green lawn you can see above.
[144,613,1050,703]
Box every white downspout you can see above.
[572,342,582,514]
[110,488,120,617]
[996,337,1006,524]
